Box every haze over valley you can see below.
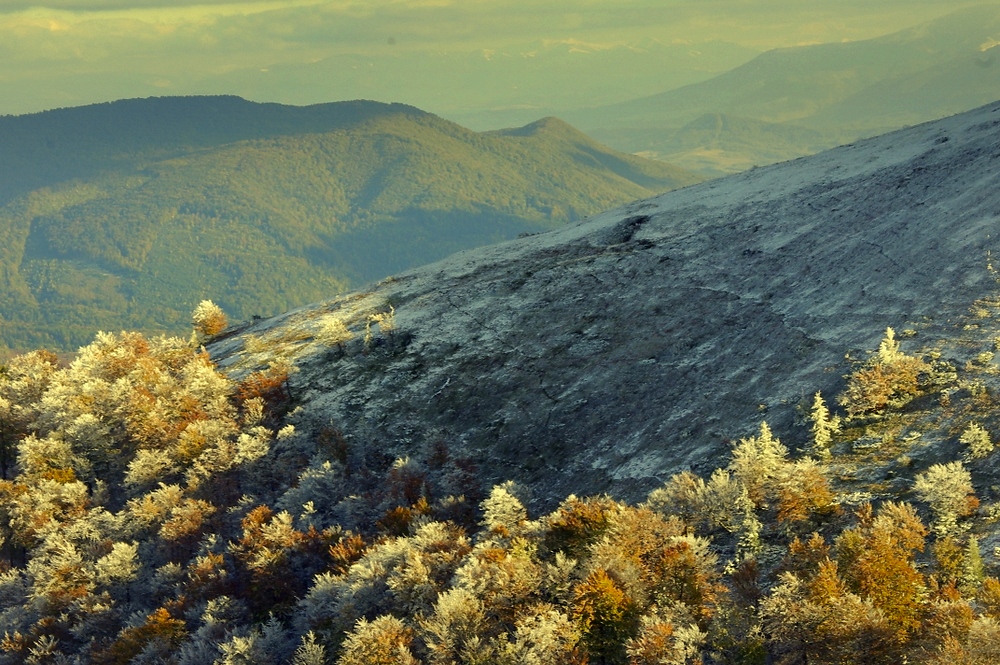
[0,96,698,352]
[6,3,1000,664]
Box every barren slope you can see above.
[211,101,1000,508]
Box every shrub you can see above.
[839,328,930,418]
[914,462,978,537]
[960,423,994,460]
[809,392,839,458]
[337,615,419,665]
[318,315,354,349]
[192,300,228,338]
[729,422,788,509]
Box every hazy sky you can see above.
[0,0,992,121]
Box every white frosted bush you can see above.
[95,541,139,586]
[125,449,180,490]
[480,481,529,535]
[276,460,347,529]
[192,300,228,338]
[914,461,977,537]
[961,422,994,459]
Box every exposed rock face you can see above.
[211,101,1000,508]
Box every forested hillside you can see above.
[0,97,700,353]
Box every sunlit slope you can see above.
[209,99,1000,506]
[0,97,700,352]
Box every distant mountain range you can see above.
[568,4,1000,174]
[0,96,700,352]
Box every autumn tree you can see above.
[839,327,930,418]
[192,299,228,339]
[809,392,839,458]
[573,568,640,664]
[914,462,978,537]
[834,502,928,644]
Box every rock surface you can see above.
[211,101,1000,508]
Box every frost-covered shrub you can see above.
[914,462,978,537]
[276,460,348,529]
[960,423,994,460]
[317,316,354,350]
[192,300,228,338]
[480,480,530,536]
[337,615,419,665]
[729,422,788,509]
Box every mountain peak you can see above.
[490,116,583,138]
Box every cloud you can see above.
[1,0,281,10]
[0,0,985,116]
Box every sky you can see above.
[0,0,991,124]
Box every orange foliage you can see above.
[573,568,640,664]
[235,367,290,422]
[836,503,928,642]
[841,356,928,418]
[626,619,676,665]
[544,495,618,559]
[978,577,1000,618]
[647,539,721,627]
[777,466,838,526]
[932,536,964,586]
[329,533,367,575]
[0,631,30,658]
[160,499,216,543]
[377,497,432,537]
[184,551,230,601]
[94,332,151,382]
[781,532,832,581]
[93,607,186,665]
[40,467,77,484]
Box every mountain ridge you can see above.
[564,4,1000,174]
[572,4,1000,131]
[208,99,1000,508]
[0,96,701,352]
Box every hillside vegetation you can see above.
[4,289,1000,663]
[0,97,700,353]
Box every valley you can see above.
[0,97,699,353]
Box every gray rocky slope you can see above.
[210,100,1000,509]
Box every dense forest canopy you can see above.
[3,291,1000,663]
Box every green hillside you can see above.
[0,97,701,353]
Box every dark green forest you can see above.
[0,97,701,354]
[4,292,1000,663]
